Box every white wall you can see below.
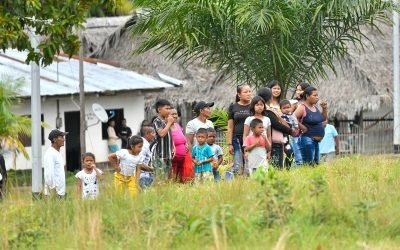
[6,92,145,170]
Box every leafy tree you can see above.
[132,0,393,93]
[0,77,32,159]
[0,0,116,66]
[88,0,134,17]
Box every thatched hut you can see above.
[87,16,394,153]
[315,23,394,154]
[86,16,240,127]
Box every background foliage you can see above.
[0,0,117,66]
[132,0,393,93]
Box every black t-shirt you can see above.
[119,126,132,149]
[228,102,251,135]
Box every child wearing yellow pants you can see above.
[108,135,153,197]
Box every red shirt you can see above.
[243,135,267,149]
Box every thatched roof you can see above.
[88,16,238,109]
[317,23,393,119]
[81,16,132,57]
[88,16,393,119]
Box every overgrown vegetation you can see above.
[1,156,400,249]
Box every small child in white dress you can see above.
[75,152,103,200]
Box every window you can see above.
[101,109,125,140]
[19,114,45,147]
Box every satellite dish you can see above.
[92,103,109,123]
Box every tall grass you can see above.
[1,156,400,249]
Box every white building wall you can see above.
[6,92,145,170]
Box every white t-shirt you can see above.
[75,169,103,199]
[140,138,153,179]
[186,118,214,135]
[43,146,65,196]
[186,118,214,145]
[116,149,142,176]
[244,116,271,136]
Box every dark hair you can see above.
[267,80,281,99]
[249,96,266,115]
[296,82,310,100]
[82,152,95,161]
[257,87,272,103]
[155,99,171,113]
[235,84,249,102]
[128,135,143,148]
[207,127,216,133]
[196,128,208,135]
[250,118,263,129]
[108,119,115,125]
[303,86,317,100]
[279,99,291,108]
[297,82,310,91]
[140,119,152,127]
[140,126,155,137]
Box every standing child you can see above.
[243,119,271,175]
[280,100,300,168]
[75,152,103,200]
[207,128,223,181]
[243,96,272,152]
[108,136,151,196]
[139,126,156,189]
[192,128,214,182]
[152,99,175,181]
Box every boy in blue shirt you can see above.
[192,128,214,182]
[207,128,223,181]
[319,121,340,162]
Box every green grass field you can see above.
[1,156,400,249]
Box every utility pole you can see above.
[30,31,42,199]
[79,31,86,157]
[393,1,400,154]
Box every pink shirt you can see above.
[171,123,187,158]
[243,135,267,149]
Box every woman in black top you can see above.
[227,84,251,175]
[258,87,295,169]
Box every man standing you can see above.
[319,121,340,162]
[44,129,68,198]
[119,118,132,149]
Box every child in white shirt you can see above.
[75,152,103,200]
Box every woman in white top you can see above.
[107,120,119,153]
[186,101,214,148]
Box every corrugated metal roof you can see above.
[0,49,174,97]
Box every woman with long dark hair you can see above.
[294,86,327,165]
[258,88,294,169]
[227,84,252,175]
[291,82,310,166]
[267,80,282,112]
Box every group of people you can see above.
[106,118,133,153]
[41,80,340,200]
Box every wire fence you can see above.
[216,119,395,156]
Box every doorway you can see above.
[64,111,81,172]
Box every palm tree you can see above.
[0,77,31,160]
[131,0,392,94]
